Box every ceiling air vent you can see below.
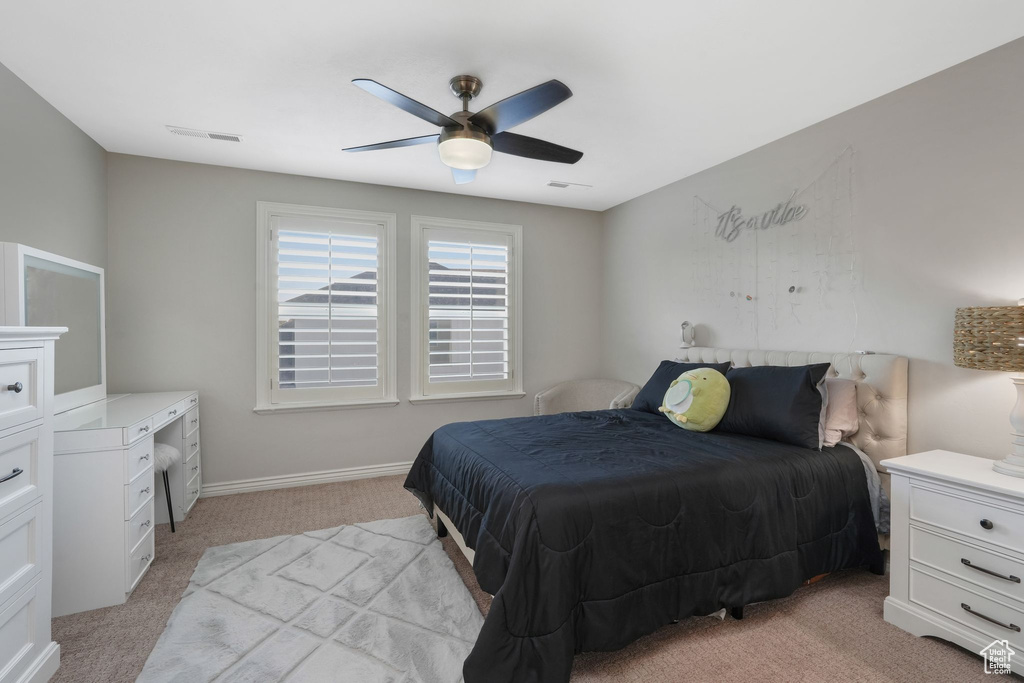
[166,126,243,142]
[547,180,592,190]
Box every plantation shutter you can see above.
[272,215,384,403]
[424,228,512,394]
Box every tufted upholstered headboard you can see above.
[677,347,908,473]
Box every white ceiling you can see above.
[2,1,1023,211]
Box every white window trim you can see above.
[409,215,524,404]
[255,201,397,414]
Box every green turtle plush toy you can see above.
[658,367,731,432]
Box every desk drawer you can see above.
[182,407,199,438]
[910,484,1024,555]
[184,472,200,513]
[124,465,154,520]
[154,400,187,431]
[184,433,199,461]
[911,566,1024,649]
[0,347,42,433]
[125,418,154,445]
[184,450,200,482]
[0,426,39,521]
[126,497,154,555]
[127,528,154,592]
[0,579,44,683]
[911,526,1024,605]
[126,436,154,484]
[0,504,40,610]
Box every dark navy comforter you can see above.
[404,409,882,683]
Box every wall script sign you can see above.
[715,192,808,242]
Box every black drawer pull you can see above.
[6,382,22,393]
[961,603,1021,632]
[962,558,1021,583]
[981,519,994,530]
[0,467,23,484]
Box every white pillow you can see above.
[823,378,859,448]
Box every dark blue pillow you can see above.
[631,360,732,414]
[715,363,830,449]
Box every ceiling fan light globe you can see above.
[438,136,492,170]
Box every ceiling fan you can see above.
[344,75,583,184]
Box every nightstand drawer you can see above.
[911,527,1024,604]
[0,504,41,610]
[911,567,1024,649]
[0,347,43,433]
[0,426,40,521]
[910,484,1024,555]
[0,579,45,683]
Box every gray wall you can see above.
[106,155,604,484]
[0,62,106,267]
[601,39,1024,461]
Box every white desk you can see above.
[50,391,201,617]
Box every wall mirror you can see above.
[0,243,106,412]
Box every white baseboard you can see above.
[200,461,413,498]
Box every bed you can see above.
[404,347,909,683]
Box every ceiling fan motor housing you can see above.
[449,75,483,101]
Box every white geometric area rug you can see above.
[137,516,483,683]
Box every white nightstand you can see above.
[883,450,1024,675]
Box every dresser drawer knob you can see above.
[140,425,150,433]
[141,554,152,563]
[0,467,24,484]
[141,520,151,528]
[140,454,150,461]
[5,381,23,393]
[981,519,995,530]
[961,603,1020,632]
[169,409,177,416]
[141,487,151,495]
[192,465,199,472]
[961,558,1021,583]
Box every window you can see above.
[410,216,523,402]
[256,202,396,413]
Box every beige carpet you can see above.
[52,475,991,683]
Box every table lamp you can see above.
[953,301,1024,477]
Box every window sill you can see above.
[254,398,400,415]
[407,391,526,405]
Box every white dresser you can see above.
[884,450,1024,675]
[0,327,64,683]
[51,391,200,617]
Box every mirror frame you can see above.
[0,243,106,413]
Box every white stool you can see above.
[154,443,182,532]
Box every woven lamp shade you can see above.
[954,306,1024,372]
